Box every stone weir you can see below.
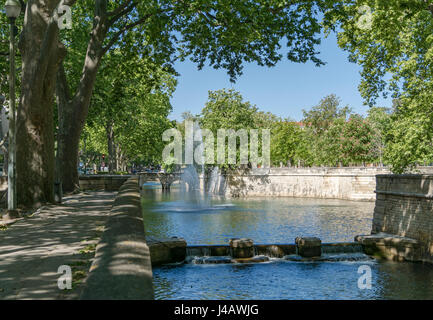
[147,236,368,266]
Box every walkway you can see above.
[0,191,115,300]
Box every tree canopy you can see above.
[81,49,176,171]
[324,0,433,172]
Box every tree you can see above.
[366,106,392,165]
[340,114,375,165]
[180,111,198,121]
[200,89,260,167]
[300,94,350,166]
[13,0,341,204]
[312,117,346,166]
[254,111,281,129]
[82,50,176,172]
[297,94,377,167]
[383,94,433,172]
[324,0,433,171]
[16,0,67,206]
[302,94,351,134]
[201,89,258,133]
[270,120,304,166]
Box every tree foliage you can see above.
[52,0,344,192]
[270,120,304,166]
[324,0,433,172]
[200,89,258,132]
[302,94,351,134]
[82,50,176,170]
[198,91,379,168]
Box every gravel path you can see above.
[0,191,115,300]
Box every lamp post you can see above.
[5,0,21,218]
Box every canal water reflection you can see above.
[141,183,375,244]
[142,183,433,300]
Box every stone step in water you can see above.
[355,233,421,262]
[147,236,187,266]
[149,236,377,266]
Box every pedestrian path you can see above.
[0,191,115,299]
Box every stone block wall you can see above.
[79,175,132,191]
[372,174,433,263]
[0,176,132,193]
[217,167,390,201]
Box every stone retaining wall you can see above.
[218,167,390,201]
[0,176,132,192]
[80,177,154,300]
[79,175,132,191]
[371,174,433,263]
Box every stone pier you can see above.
[229,238,255,259]
[147,236,187,266]
[365,174,433,263]
[295,237,322,258]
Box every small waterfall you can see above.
[186,247,201,257]
[191,256,232,264]
[186,243,370,264]
[320,244,371,262]
[186,246,232,264]
[202,247,211,257]
[186,247,210,257]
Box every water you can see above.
[153,260,433,300]
[142,184,433,300]
[142,185,374,244]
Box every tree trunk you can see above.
[106,122,115,173]
[115,144,121,172]
[56,1,108,192]
[17,0,65,206]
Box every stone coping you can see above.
[355,233,420,246]
[377,174,433,179]
[79,175,133,180]
[234,174,381,177]
[80,177,154,300]
[375,190,433,199]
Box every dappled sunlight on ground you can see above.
[0,191,115,299]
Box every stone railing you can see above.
[80,177,154,300]
[79,175,132,191]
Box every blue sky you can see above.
[169,33,391,121]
